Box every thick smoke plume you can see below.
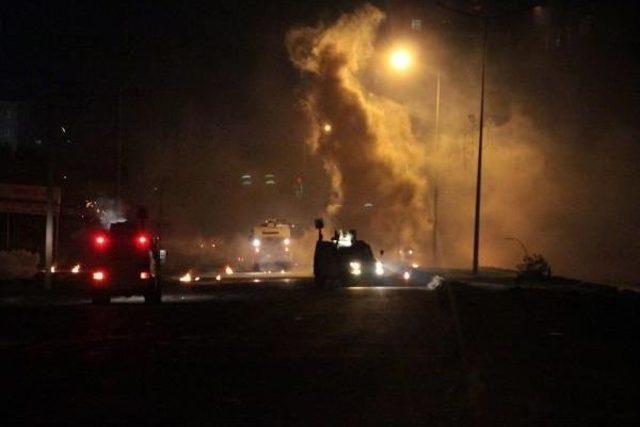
[286,5,431,255]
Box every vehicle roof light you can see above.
[337,231,353,247]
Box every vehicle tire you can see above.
[314,241,338,287]
[144,289,162,304]
[91,293,110,305]
[314,275,326,287]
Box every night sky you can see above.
[2,1,314,177]
[3,2,383,159]
[3,0,638,182]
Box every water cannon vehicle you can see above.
[250,219,293,271]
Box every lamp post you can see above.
[431,2,542,275]
[432,72,441,266]
[43,124,69,290]
[115,86,123,213]
[388,47,442,265]
[472,17,488,276]
[44,138,54,290]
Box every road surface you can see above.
[1,279,639,425]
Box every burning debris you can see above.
[179,271,193,283]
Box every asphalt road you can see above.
[1,280,639,425]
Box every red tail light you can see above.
[92,270,106,281]
[94,233,108,249]
[134,234,150,249]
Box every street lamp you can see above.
[387,47,442,266]
[389,48,413,72]
[472,18,489,276]
[44,124,70,290]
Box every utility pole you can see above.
[116,86,123,212]
[44,140,54,290]
[472,17,489,276]
[432,72,441,267]
[5,214,9,250]
[157,181,166,237]
[434,0,539,276]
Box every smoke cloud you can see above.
[286,5,432,255]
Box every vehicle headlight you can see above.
[252,238,261,248]
[403,271,411,281]
[349,261,362,276]
[375,261,384,276]
[283,238,291,246]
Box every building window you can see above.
[411,19,422,31]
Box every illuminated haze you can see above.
[119,2,640,284]
[286,3,640,284]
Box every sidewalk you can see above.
[427,267,640,295]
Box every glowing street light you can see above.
[386,42,442,266]
[322,123,332,134]
[389,48,413,72]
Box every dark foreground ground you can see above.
[1,280,639,426]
